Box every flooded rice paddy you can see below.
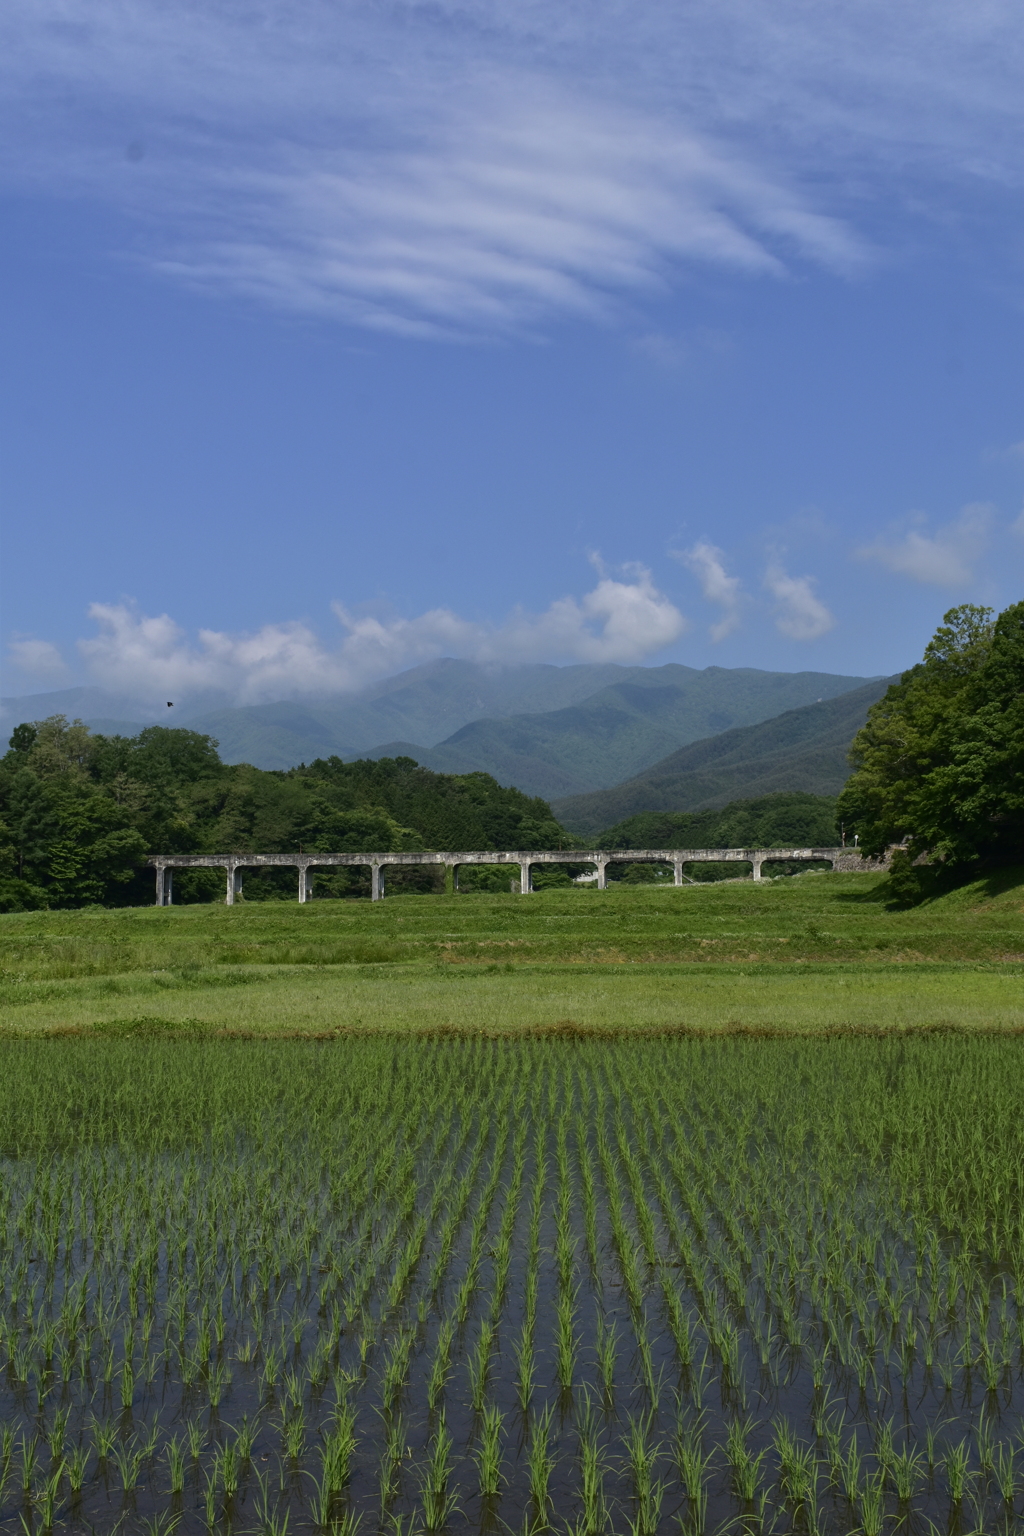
[1,1032,1023,1535]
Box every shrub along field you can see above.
[1,867,1023,1036]
[3,1033,1024,1536]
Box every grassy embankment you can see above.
[1,866,1022,1034]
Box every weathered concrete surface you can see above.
[149,847,888,903]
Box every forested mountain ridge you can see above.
[553,678,897,834]
[358,666,873,798]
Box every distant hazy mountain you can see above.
[179,659,636,766]
[359,666,874,798]
[0,684,235,732]
[551,677,897,834]
[1,660,641,762]
[2,658,877,798]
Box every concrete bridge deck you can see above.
[148,847,883,904]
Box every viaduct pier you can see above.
[148,847,885,905]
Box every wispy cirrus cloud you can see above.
[857,503,992,586]
[70,567,686,703]
[147,95,867,337]
[12,0,1024,335]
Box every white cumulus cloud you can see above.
[674,542,742,640]
[857,503,991,586]
[75,569,686,703]
[763,561,835,641]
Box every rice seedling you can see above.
[236,1415,258,1462]
[725,1416,765,1502]
[0,1423,15,1497]
[139,1512,183,1536]
[66,1443,89,1494]
[676,1419,713,1533]
[202,1466,219,1531]
[888,1443,924,1502]
[974,1410,997,1474]
[46,1406,69,1463]
[19,1432,40,1494]
[427,1316,455,1409]
[283,1411,307,1463]
[373,1410,406,1510]
[514,1320,537,1411]
[944,1439,972,1504]
[858,1471,887,1536]
[527,1406,557,1527]
[995,1440,1017,1502]
[112,1435,145,1492]
[555,1287,580,1393]
[35,1460,65,1534]
[472,1404,505,1497]
[419,1413,458,1532]
[322,1402,359,1493]
[165,1434,186,1495]
[571,1392,607,1529]
[594,1315,617,1401]
[216,1439,240,1499]
[466,1319,494,1412]
[622,1411,656,1491]
[774,1421,817,1509]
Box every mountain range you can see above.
[0,660,632,754]
[360,666,875,799]
[2,659,876,800]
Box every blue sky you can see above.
[3,0,1024,707]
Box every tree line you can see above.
[0,724,574,909]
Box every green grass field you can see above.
[2,867,1022,1035]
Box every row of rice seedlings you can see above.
[4,1034,1024,1532]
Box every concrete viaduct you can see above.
[148,847,883,905]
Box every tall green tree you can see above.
[837,602,1024,866]
[0,718,148,908]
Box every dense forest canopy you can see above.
[0,719,574,909]
[596,792,840,853]
[838,600,1024,874]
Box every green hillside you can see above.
[362,665,873,796]
[554,676,896,834]
[595,791,840,850]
